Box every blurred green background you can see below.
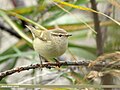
[0,0,120,89]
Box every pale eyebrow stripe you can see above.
[51,33,72,37]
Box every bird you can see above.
[26,25,72,63]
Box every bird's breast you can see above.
[33,37,68,58]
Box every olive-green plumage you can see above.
[26,25,71,61]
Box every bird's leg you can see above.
[53,58,61,67]
[53,58,60,63]
[39,55,49,62]
[39,55,43,66]
[39,55,43,87]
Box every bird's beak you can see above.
[66,34,72,37]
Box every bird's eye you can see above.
[59,35,62,37]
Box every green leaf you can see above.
[0,51,36,63]
[68,47,96,60]
[69,43,96,55]
[0,10,32,44]
[0,58,18,72]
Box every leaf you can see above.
[0,10,32,44]
[43,0,89,25]
[69,43,96,55]
[68,47,96,60]
[0,9,47,30]
[104,24,120,52]
[0,51,36,63]
[0,58,18,72]
[53,0,120,26]
[70,69,89,84]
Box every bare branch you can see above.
[0,58,120,81]
[90,0,104,56]
[0,61,88,81]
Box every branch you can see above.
[0,61,87,81]
[90,0,104,56]
[0,59,120,81]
